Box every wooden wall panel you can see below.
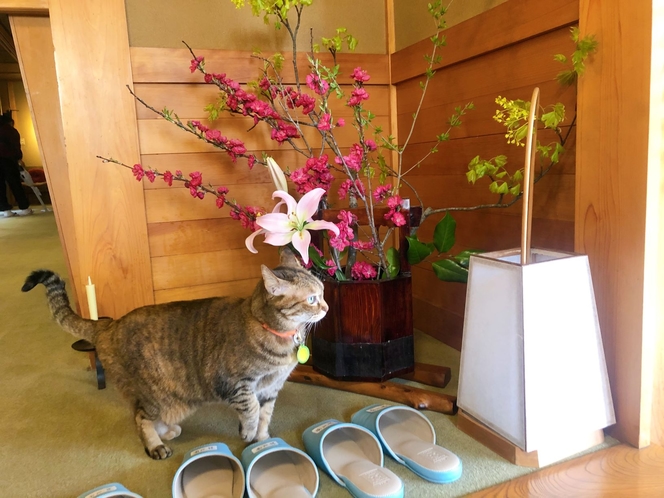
[48,0,154,318]
[392,1,578,348]
[392,0,579,84]
[133,49,391,302]
[131,48,389,85]
[577,0,654,447]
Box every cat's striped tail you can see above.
[22,270,101,343]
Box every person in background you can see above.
[0,110,31,217]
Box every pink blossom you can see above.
[187,171,203,189]
[290,154,333,194]
[306,73,330,95]
[162,170,173,187]
[351,67,371,83]
[337,179,365,200]
[373,184,392,202]
[175,170,183,177]
[189,56,204,73]
[387,195,403,209]
[335,143,364,172]
[328,211,357,252]
[336,118,345,127]
[317,113,332,131]
[351,239,375,251]
[247,155,256,170]
[348,88,370,107]
[271,121,300,144]
[365,139,377,151]
[216,186,229,208]
[351,261,377,280]
[132,163,144,181]
[337,210,357,225]
[389,211,406,226]
[144,170,156,183]
[325,259,338,277]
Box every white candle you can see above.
[86,276,98,321]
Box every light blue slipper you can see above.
[77,483,142,498]
[351,404,463,484]
[241,437,319,498]
[302,419,404,498]
[172,442,245,498]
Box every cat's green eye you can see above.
[307,295,318,304]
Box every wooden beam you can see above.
[48,0,154,318]
[577,0,653,447]
[647,0,664,447]
[0,0,48,16]
[10,15,83,313]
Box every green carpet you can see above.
[0,210,617,497]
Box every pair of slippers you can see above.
[173,439,318,498]
[79,404,462,498]
[303,404,463,498]
[77,439,317,498]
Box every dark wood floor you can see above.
[467,443,664,497]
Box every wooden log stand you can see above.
[289,203,457,414]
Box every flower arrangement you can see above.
[101,1,596,283]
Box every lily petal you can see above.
[272,200,287,213]
[305,219,340,236]
[296,188,326,221]
[272,190,297,214]
[245,229,265,253]
[255,212,292,232]
[291,229,312,264]
[264,231,294,247]
[266,157,288,192]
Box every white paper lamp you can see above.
[457,88,615,466]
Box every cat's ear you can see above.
[261,265,289,296]
[279,247,302,268]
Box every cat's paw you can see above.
[255,430,270,442]
[145,444,173,460]
[161,424,182,441]
[239,421,258,442]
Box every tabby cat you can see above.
[22,250,328,460]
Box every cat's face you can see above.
[260,250,328,326]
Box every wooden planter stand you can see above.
[287,203,457,414]
[312,274,414,381]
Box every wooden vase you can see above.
[312,274,415,382]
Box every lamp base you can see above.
[457,409,605,468]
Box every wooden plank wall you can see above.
[130,48,391,304]
[391,0,579,349]
[577,0,656,448]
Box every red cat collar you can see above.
[262,323,298,338]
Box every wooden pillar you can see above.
[647,0,664,447]
[47,0,154,317]
[576,0,654,447]
[10,15,83,310]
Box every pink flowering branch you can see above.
[97,156,265,231]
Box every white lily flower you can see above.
[245,188,339,264]
[266,156,288,193]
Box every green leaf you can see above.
[308,246,333,271]
[553,54,567,64]
[386,247,400,278]
[406,236,433,265]
[551,142,565,164]
[433,212,456,253]
[453,249,483,268]
[432,259,469,283]
[493,155,507,169]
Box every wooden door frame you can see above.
[1,0,154,319]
